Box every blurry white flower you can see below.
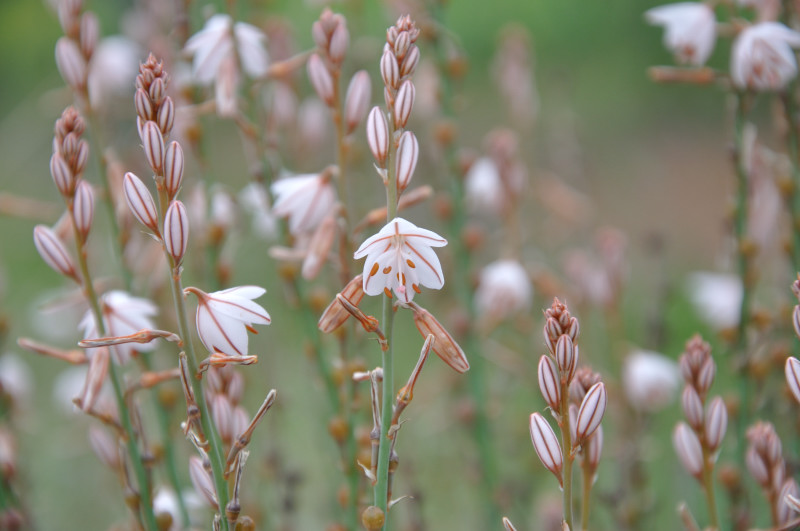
[153,488,182,530]
[738,0,781,21]
[210,188,236,232]
[645,2,716,66]
[185,286,271,357]
[0,353,33,404]
[88,36,140,108]
[271,171,337,235]
[688,272,743,329]
[731,22,800,90]
[239,182,277,239]
[79,291,158,363]
[354,217,447,303]
[184,14,269,84]
[53,366,89,414]
[465,157,503,214]
[475,260,532,320]
[622,350,680,412]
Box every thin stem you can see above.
[581,463,592,531]
[701,444,720,531]
[559,379,574,530]
[780,91,800,271]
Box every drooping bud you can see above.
[537,355,560,411]
[366,107,389,166]
[411,305,469,373]
[72,180,94,243]
[79,12,99,59]
[575,382,607,443]
[705,396,727,452]
[164,200,189,266]
[307,54,334,106]
[393,80,415,128]
[123,172,161,236]
[33,225,79,282]
[395,131,419,192]
[163,141,184,200]
[529,412,563,487]
[344,71,371,135]
[673,422,704,478]
[142,121,165,175]
[318,275,365,333]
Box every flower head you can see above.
[79,291,158,363]
[475,259,532,320]
[271,170,337,235]
[687,272,742,329]
[184,14,269,84]
[645,3,717,66]
[731,22,800,90]
[354,217,447,303]
[185,286,271,357]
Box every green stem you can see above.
[781,90,800,271]
[560,379,574,529]
[701,444,720,531]
[581,463,592,531]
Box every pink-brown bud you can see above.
[585,425,603,470]
[302,212,337,280]
[72,180,94,242]
[537,355,560,411]
[55,37,87,90]
[366,107,389,166]
[149,77,166,105]
[328,23,349,65]
[380,50,399,90]
[400,45,420,78]
[529,412,563,487]
[674,422,703,479]
[142,121,165,175]
[786,357,800,404]
[123,172,161,236]
[344,71,371,135]
[79,12,99,59]
[78,348,110,412]
[307,54,334,106]
[318,275,365,333]
[33,225,79,282]
[681,386,704,431]
[157,97,175,135]
[393,80,415,128]
[50,152,74,197]
[134,88,153,121]
[164,200,188,265]
[705,396,727,452]
[395,131,418,192]
[555,335,576,380]
[163,141,184,200]
[575,382,606,443]
[412,305,470,373]
[189,456,218,509]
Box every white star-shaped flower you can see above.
[271,172,337,235]
[185,285,271,357]
[354,217,447,303]
[184,14,269,84]
[79,291,158,364]
[645,2,717,66]
[731,22,800,90]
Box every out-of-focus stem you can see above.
[560,379,573,530]
[780,90,800,271]
[581,463,592,531]
[701,444,720,531]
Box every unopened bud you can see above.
[400,45,420,78]
[344,70,371,135]
[411,305,469,373]
[163,141,184,200]
[366,107,389,166]
[673,422,703,479]
[786,357,800,404]
[72,180,94,243]
[585,424,603,470]
[681,386,704,430]
[55,37,87,90]
[380,50,399,90]
[529,412,563,487]
[328,23,349,65]
[33,225,79,282]
[164,200,188,265]
[50,152,74,197]
[307,54,334,106]
[149,77,166,106]
[123,172,161,236]
[157,97,175,135]
[189,456,218,509]
[705,396,727,452]
[79,12,99,59]
[302,213,336,280]
[135,88,154,121]
[395,131,418,193]
[555,335,575,380]
[394,31,410,61]
[393,80,415,128]
[318,275,366,333]
[575,382,606,443]
[142,121,165,175]
[537,355,560,411]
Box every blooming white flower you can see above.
[731,22,800,90]
[271,172,337,235]
[79,291,158,363]
[687,272,743,329]
[622,350,680,412]
[184,14,269,84]
[354,217,447,303]
[475,260,532,320]
[185,286,271,357]
[645,2,717,66]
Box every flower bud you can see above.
[33,225,79,282]
[134,88,154,121]
[157,96,175,135]
[779,479,800,525]
[537,355,560,411]
[412,306,469,373]
[575,382,606,443]
[163,141,184,200]
[674,422,703,478]
[318,275,365,333]
[307,53,334,106]
[79,12,99,59]
[529,412,563,487]
[344,71,371,135]
[73,139,89,176]
[328,23,349,65]
[502,517,518,531]
[142,121,165,175]
[746,446,769,486]
[50,152,74,197]
[794,306,800,340]
[585,424,603,470]
[164,200,188,266]
[394,31,411,61]
[400,45,420,78]
[705,396,727,452]
[72,180,94,243]
[395,131,419,192]
[786,357,800,404]
[189,456,218,509]
[380,50,399,89]
[123,172,161,236]
[555,335,575,379]
[55,37,87,90]
[149,77,166,105]
[681,386,704,431]
[366,107,389,166]
[696,358,716,396]
[393,80,415,128]
[78,348,110,412]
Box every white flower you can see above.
[731,22,800,90]
[239,182,277,239]
[622,350,680,412]
[687,272,743,329]
[645,3,717,66]
[354,217,447,303]
[184,14,269,84]
[185,286,271,357]
[475,260,532,320]
[88,36,140,108]
[0,353,33,404]
[271,172,337,235]
[465,157,503,214]
[79,291,158,363]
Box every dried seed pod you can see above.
[673,422,703,479]
[395,131,419,192]
[72,180,94,243]
[366,107,389,166]
[529,412,563,487]
[537,355,560,411]
[163,200,189,266]
[393,80,415,128]
[123,172,161,236]
[344,70,371,135]
[33,225,79,282]
[307,53,334,106]
[705,396,727,452]
[681,386,704,431]
[575,382,607,443]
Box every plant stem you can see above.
[701,445,720,531]
[780,91,800,272]
[581,463,592,531]
[560,379,574,529]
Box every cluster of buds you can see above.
[531,299,606,492]
[124,55,187,266]
[54,0,98,97]
[783,276,800,523]
[673,335,727,479]
[745,422,798,526]
[308,9,371,135]
[366,15,421,195]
